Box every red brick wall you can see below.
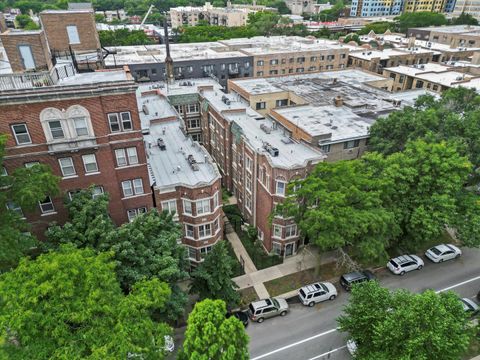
[1,90,153,238]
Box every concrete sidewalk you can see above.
[225,221,257,274]
[233,246,337,297]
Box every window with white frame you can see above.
[183,200,192,215]
[73,117,88,136]
[127,207,147,222]
[275,180,286,196]
[200,245,213,258]
[188,246,197,259]
[245,156,252,173]
[66,25,80,44]
[82,154,98,173]
[285,224,297,238]
[196,198,210,215]
[11,124,32,145]
[39,196,55,214]
[213,217,220,232]
[108,112,132,133]
[133,178,143,194]
[344,139,360,149]
[213,192,219,209]
[68,189,81,201]
[273,224,282,238]
[25,161,39,168]
[58,157,76,177]
[185,224,194,238]
[48,120,65,140]
[198,223,212,238]
[121,178,143,197]
[187,104,199,113]
[92,186,104,199]
[187,119,200,129]
[6,201,23,217]
[245,194,252,212]
[115,147,138,167]
[272,242,282,255]
[245,174,252,192]
[161,199,177,214]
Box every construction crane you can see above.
[140,4,155,26]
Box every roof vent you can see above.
[157,138,166,150]
[187,154,199,171]
[260,124,272,134]
[143,104,150,115]
[263,142,279,157]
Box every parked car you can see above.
[387,255,424,275]
[248,297,289,323]
[227,310,249,327]
[298,282,337,307]
[346,339,357,356]
[340,270,376,291]
[460,298,480,316]
[425,244,462,263]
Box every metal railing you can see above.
[0,63,76,91]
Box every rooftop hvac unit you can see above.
[187,154,200,171]
[263,142,279,157]
[260,124,272,134]
[157,138,166,150]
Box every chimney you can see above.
[334,95,343,107]
[163,20,174,85]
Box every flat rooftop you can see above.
[349,47,432,61]
[409,25,480,34]
[379,34,480,52]
[137,85,220,189]
[384,63,452,76]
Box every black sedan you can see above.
[227,310,249,327]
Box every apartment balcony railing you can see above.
[0,63,76,91]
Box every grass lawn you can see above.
[264,261,344,297]
[238,287,258,307]
[225,240,245,277]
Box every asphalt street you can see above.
[247,247,480,360]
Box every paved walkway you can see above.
[233,245,337,299]
[225,221,257,274]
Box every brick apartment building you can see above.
[0,69,152,237]
[137,84,223,265]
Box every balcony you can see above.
[0,63,76,91]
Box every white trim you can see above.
[120,193,151,201]
[11,123,32,145]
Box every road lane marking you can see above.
[250,328,338,360]
[306,345,347,360]
[436,275,480,293]
[250,274,480,360]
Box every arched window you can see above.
[40,105,94,142]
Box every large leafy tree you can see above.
[0,134,59,272]
[377,140,471,250]
[190,242,240,309]
[338,281,472,360]
[395,12,448,33]
[45,189,188,322]
[0,245,172,359]
[179,299,249,360]
[279,160,399,263]
[368,88,480,169]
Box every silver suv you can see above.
[248,297,289,323]
[387,254,424,275]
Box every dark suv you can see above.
[340,270,376,291]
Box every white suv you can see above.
[298,282,337,307]
[387,255,424,275]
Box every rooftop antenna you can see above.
[164,19,174,87]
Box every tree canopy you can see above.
[45,188,188,322]
[451,12,479,25]
[99,29,153,46]
[395,12,448,33]
[0,245,172,359]
[190,242,240,309]
[0,134,59,273]
[179,299,249,360]
[337,281,473,360]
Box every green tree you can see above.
[377,140,471,250]
[395,12,447,33]
[338,281,472,360]
[95,13,106,22]
[15,14,39,29]
[190,242,240,309]
[99,29,153,46]
[179,299,249,360]
[0,135,59,272]
[0,245,172,359]
[357,21,393,35]
[368,88,480,169]
[278,160,399,263]
[343,33,361,44]
[451,11,478,25]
